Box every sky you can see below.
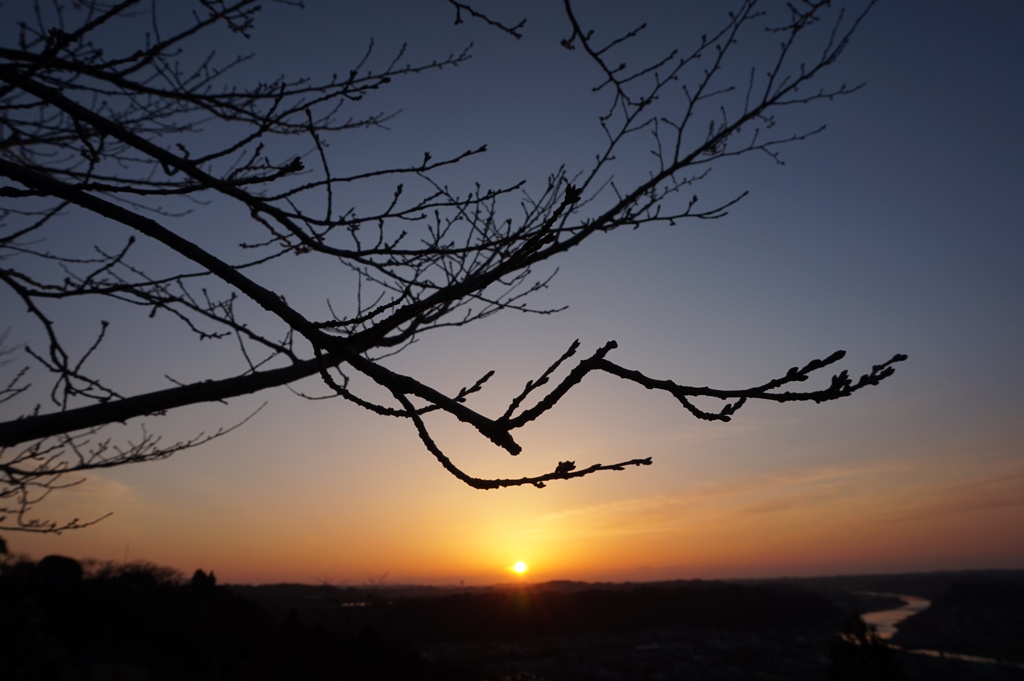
[3,1,1023,586]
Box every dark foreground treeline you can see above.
[0,554,473,681]
[1,553,851,680]
[4,550,1023,680]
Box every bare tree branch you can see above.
[0,0,900,531]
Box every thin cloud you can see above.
[516,454,1024,545]
[880,472,1024,524]
[517,464,874,540]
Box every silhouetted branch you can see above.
[447,0,526,39]
[1,403,263,532]
[0,0,899,530]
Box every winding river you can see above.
[860,592,1024,669]
[858,591,930,639]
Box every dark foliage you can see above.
[828,615,902,680]
[0,554,477,680]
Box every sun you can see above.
[512,561,528,575]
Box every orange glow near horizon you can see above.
[8,449,1024,586]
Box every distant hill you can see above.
[754,569,1024,602]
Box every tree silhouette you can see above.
[0,0,903,531]
[829,615,902,680]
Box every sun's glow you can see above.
[512,561,528,574]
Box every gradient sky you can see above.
[4,1,1023,586]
